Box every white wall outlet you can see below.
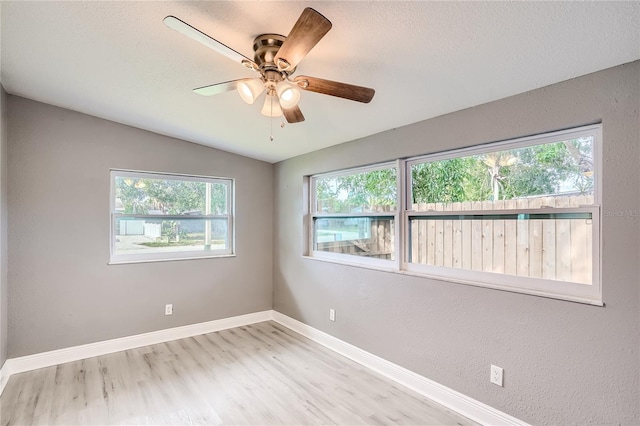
[165,304,173,316]
[329,308,336,322]
[490,364,503,386]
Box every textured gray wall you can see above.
[273,62,640,425]
[0,85,7,366]
[8,96,273,357]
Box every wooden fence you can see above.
[410,194,593,284]
[316,217,394,260]
[317,195,593,284]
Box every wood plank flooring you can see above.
[1,321,477,425]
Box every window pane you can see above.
[114,176,227,215]
[209,182,228,214]
[411,136,594,210]
[114,217,228,255]
[315,168,397,214]
[314,217,394,260]
[409,213,592,284]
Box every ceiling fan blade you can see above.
[294,76,375,103]
[193,79,251,96]
[274,8,332,71]
[164,16,259,71]
[282,105,305,123]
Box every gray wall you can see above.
[0,85,7,367]
[273,61,640,425]
[8,96,273,357]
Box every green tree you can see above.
[116,178,227,214]
[316,169,396,212]
[339,169,396,210]
[411,157,485,203]
[411,138,593,204]
[499,141,591,200]
[115,177,229,243]
[314,137,594,209]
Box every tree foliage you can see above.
[116,178,227,215]
[316,169,397,213]
[411,157,487,203]
[410,139,593,204]
[316,138,594,211]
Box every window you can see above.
[110,170,234,263]
[308,125,602,304]
[310,164,398,268]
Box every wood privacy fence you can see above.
[316,204,395,261]
[316,218,395,260]
[316,195,593,284]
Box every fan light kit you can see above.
[163,8,375,127]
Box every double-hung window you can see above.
[310,163,398,268]
[110,170,234,263]
[308,124,602,304]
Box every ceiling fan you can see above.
[163,8,375,124]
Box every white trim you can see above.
[272,311,530,426]
[0,310,528,426]
[0,361,9,396]
[110,169,235,264]
[0,310,271,390]
[396,158,406,272]
[108,253,236,265]
[310,249,396,270]
[303,254,603,307]
[311,212,397,218]
[109,168,234,184]
[109,247,234,264]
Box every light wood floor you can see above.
[1,321,477,425]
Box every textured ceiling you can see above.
[1,1,639,163]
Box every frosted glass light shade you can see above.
[261,94,282,117]
[237,79,265,104]
[275,81,301,109]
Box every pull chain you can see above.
[267,94,284,141]
[270,95,274,142]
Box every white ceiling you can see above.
[1,1,639,163]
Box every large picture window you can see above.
[110,170,234,263]
[308,125,602,304]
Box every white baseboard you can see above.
[0,309,526,426]
[271,311,528,426]
[0,310,271,393]
[0,361,9,396]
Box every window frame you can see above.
[306,124,603,305]
[109,169,235,264]
[309,162,400,270]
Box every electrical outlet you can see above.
[329,308,336,322]
[490,365,503,386]
[165,304,173,316]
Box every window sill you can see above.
[302,255,604,307]
[109,254,236,265]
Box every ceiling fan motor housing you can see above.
[253,34,295,84]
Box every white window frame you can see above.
[404,124,601,304]
[109,169,234,264]
[306,124,602,305]
[309,162,400,270]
